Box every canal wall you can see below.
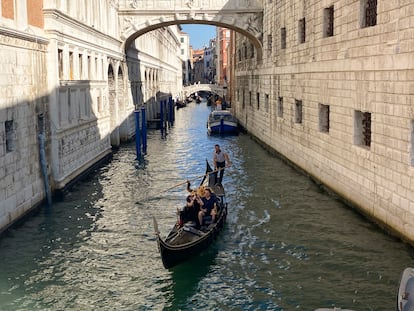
[233,1,414,244]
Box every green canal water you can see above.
[0,101,412,310]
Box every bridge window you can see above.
[323,6,334,37]
[299,18,306,43]
[278,97,283,117]
[295,99,303,124]
[5,120,15,153]
[238,49,241,61]
[319,104,330,133]
[360,0,377,28]
[354,110,371,148]
[244,44,248,59]
[250,44,255,58]
[281,27,287,49]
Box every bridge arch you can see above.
[118,0,264,59]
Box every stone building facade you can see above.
[233,0,414,243]
[0,0,182,233]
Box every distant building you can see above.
[204,39,216,84]
[191,48,204,84]
[178,29,191,86]
[216,27,230,86]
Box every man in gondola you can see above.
[213,144,231,185]
[198,188,217,227]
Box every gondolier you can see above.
[213,144,231,185]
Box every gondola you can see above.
[397,267,414,311]
[153,160,227,269]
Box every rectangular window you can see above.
[278,96,283,117]
[361,0,377,28]
[295,99,303,124]
[267,34,272,51]
[58,49,63,80]
[242,89,245,109]
[323,6,334,37]
[299,18,306,44]
[180,37,184,43]
[256,93,260,110]
[79,54,83,79]
[69,52,74,80]
[5,120,15,152]
[319,104,330,133]
[181,49,184,55]
[354,110,371,148]
[281,27,286,49]
[265,94,269,113]
[249,91,252,106]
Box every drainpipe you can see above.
[38,113,52,206]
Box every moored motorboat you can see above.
[207,109,238,135]
[397,267,414,311]
[153,161,228,269]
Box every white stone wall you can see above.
[0,31,49,231]
[234,0,414,243]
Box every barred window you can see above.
[354,110,371,148]
[361,0,377,28]
[319,104,330,133]
[323,6,334,37]
[281,27,286,49]
[278,97,283,117]
[298,18,306,44]
[295,99,303,123]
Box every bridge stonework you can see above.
[118,0,264,54]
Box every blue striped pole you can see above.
[135,109,141,158]
[160,99,164,137]
[141,105,147,154]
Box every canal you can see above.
[0,101,412,311]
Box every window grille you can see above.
[278,97,283,117]
[281,27,286,49]
[299,18,306,43]
[324,6,334,37]
[5,120,15,152]
[295,99,303,123]
[365,0,377,27]
[362,112,371,146]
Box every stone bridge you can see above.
[118,0,264,57]
[182,84,226,97]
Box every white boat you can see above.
[398,267,414,311]
[207,109,238,135]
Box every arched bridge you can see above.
[182,84,227,97]
[118,0,264,57]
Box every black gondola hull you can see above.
[156,207,227,269]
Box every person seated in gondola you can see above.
[198,188,218,227]
[180,191,203,226]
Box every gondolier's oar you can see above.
[163,166,228,192]
[135,165,230,204]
